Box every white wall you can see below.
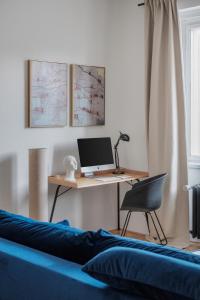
[106,0,148,233]
[0,0,116,230]
[1,0,197,235]
[0,0,148,232]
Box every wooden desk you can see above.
[48,168,148,229]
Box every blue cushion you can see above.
[0,209,94,264]
[92,229,200,265]
[83,246,200,300]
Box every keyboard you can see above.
[94,176,119,182]
[94,175,133,182]
[115,175,133,179]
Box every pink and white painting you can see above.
[71,65,105,126]
[29,60,68,127]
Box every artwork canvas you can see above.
[71,65,105,126]
[29,60,68,127]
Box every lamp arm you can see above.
[116,148,120,169]
[114,147,120,169]
[114,137,121,150]
[114,148,117,168]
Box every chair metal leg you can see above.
[145,212,151,236]
[121,210,132,237]
[149,212,162,243]
[148,211,167,245]
[153,211,168,245]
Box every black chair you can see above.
[120,173,168,245]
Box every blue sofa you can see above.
[0,237,143,300]
[0,210,200,300]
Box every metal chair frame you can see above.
[121,210,168,245]
[120,173,168,245]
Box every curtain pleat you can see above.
[145,0,189,245]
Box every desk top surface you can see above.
[48,169,148,189]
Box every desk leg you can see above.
[49,185,61,223]
[117,182,120,230]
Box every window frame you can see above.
[180,7,200,168]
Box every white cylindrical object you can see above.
[29,148,48,221]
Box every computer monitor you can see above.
[77,137,115,176]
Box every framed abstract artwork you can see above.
[29,60,68,127]
[70,64,105,126]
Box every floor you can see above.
[110,229,200,252]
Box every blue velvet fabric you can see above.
[83,246,200,300]
[0,209,95,264]
[92,229,200,265]
[56,219,70,226]
[0,238,148,300]
[1,209,200,267]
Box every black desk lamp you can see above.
[113,132,130,174]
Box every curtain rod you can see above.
[138,2,145,6]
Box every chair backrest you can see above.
[121,173,167,212]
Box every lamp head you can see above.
[114,131,130,149]
[119,131,130,142]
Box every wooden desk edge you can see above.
[122,168,148,177]
[48,169,149,189]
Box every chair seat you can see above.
[121,207,152,212]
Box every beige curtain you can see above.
[145,0,189,246]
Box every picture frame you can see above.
[70,64,105,127]
[28,60,68,128]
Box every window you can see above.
[180,7,200,166]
